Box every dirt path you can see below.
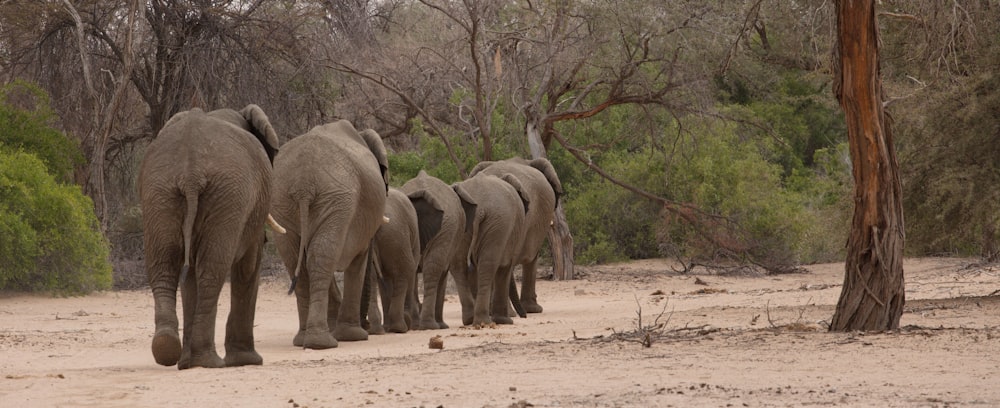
[2,258,998,407]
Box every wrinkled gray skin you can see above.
[399,170,465,330]
[139,105,279,369]
[450,174,528,327]
[365,188,420,334]
[470,158,563,313]
[270,122,388,349]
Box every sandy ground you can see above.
[2,257,1000,407]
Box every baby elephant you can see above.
[366,188,421,334]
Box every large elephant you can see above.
[470,158,563,313]
[270,121,388,350]
[365,187,420,334]
[450,174,528,327]
[139,105,280,369]
[399,170,465,330]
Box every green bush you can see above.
[556,112,849,267]
[0,149,112,294]
[0,81,84,182]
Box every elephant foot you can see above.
[522,302,543,314]
[386,321,409,334]
[493,315,514,325]
[333,325,369,342]
[178,350,225,370]
[367,323,386,335]
[224,351,263,367]
[293,330,305,347]
[151,329,181,366]
[302,330,338,350]
[414,319,444,330]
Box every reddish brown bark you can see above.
[830,0,906,331]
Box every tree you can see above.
[829,0,905,331]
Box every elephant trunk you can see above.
[509,278,527,318]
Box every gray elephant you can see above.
[365,187,420,334]
[450,173,528,327]
[270,121,388,350]
[470,158,563,313]
[139,105,280,369]
[399,170,466,330]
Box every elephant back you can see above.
[400,170,465,254]
[467,158,560,263]
[270,120,388,248]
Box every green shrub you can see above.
[0,81,84,182]
[0,143,111,295]
[556,113,849,267]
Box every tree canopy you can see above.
[1,1,998,285]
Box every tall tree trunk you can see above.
[527,117,575,280]
[830,0,905,331]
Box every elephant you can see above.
[470,157,563,313]
[270,121,388,350]
[364,187,420,334]
[139,105,280,369]
[450,173,528,327]
[399,170,466,330]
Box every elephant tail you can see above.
[288,198,311,295]
[509,277,527,318]
[179,190,199,285]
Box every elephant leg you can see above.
[292,268,311,347]
[449,260,476,326]
[520,259,543,313]
[224,241,263,367]
[333,251,370,342]
[471,258,497,327]
[404,271,420,329]
[417,256,449,330]
[300,247,338,350]
[179,260,227,369]
[434,272,449,329]
[147,249,182,367]
[491,265,515,325]
[327,271,342,334]
[490,266,514,324]
[272,229,311,347]
[383,258,413,333]
[366,269,385,335]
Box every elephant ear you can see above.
[469,161,496,178]
[528,158,564,205]
[360,128,389,192]
[240,104,280,164]
[407,189,444,253]
[452,183,478,234]
[499,173,530,214]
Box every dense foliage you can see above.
[3,1,1000,286]
[0,86,112,294]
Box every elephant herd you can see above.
[138,105,563,369]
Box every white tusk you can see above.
[383,215,391,224]
[267,213,287,234]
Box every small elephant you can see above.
[470,158,563,313]
[270,121,389,350]
[139,105,280,369]
[450,173,528,327]
[365,187,420,334]
[399,170,466,330]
